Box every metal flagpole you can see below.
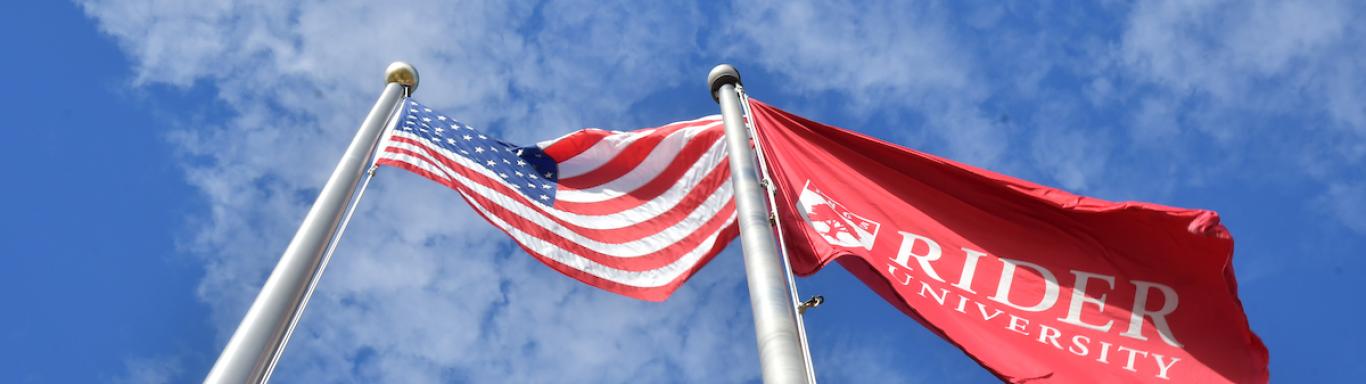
[204,62,418,384]
[709,64,816,384]
[736,85,819,381]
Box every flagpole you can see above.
[204,62,418,384]
[710,64,816,384]
[736,85,819,381]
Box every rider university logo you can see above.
[796,180,880,251]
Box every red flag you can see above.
[749,100,1268,383]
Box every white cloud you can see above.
[1319,182,1366,235]
[1119,0,1366,230]
[1120,0,1366,143]
[1129,96,1180,146]
[1122,0,1354,107]
[112,356,182,384]
[810,336,917,383]
[1028,111,1111,191]
[726,1,1009,168]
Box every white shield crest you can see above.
[796,180,880,251]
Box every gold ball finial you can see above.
[385,61,419,94]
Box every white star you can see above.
[514,171,523,177]
[424,108,432,112]
[516,160,526,166]
[512,185,520,189]
[437,115,446,120]
[478,135,487,139]
[529,174,538,180]
[463,134,472,140]
[422,117,431,122]
[541,184,552,189]
[527,182,536,188]
[539,195,549,200]
[499,173,508,178]
[486,160,497,166]
[502,159,511,164]
[446,138,456,144]
[544,172,555,178]
[460,150,469,154]
[474,147,485,153]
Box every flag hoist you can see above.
[204,62,418,384]
[710,64,817,384]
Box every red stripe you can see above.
[380,150,738,272]
[381,139,730,243]
[553,148,730,215]
[463,189,737,272]
[551,127,732,211]
[378,158,447,184]
[457,191,740,302]
[540,128,610,162]
[558,128,723,194]
[557,119,719,189]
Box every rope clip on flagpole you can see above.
[709,64,816,384]
[797,296,824,315]
[204,62,417,384]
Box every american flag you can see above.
[376,100,738,301]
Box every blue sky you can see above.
[2,1,1363,382]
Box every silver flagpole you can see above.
[710,64,815,384]
[736,85,819,381]
[204,62,418,384]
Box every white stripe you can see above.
[459,171,731,256]
[384,139,736,254]
[553,131,650,179]
[387,132,732,229]
[556,135,726,203]
[535,112,726,148]
[378,152,449,180]
[549,116,721,179]
[460,190,737,288]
